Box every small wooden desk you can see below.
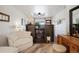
[57,35,79,53]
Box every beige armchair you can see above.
[8,31,33,52]
[0,35,18,53]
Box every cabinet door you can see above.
[57,36,63,44]
[70,44,78,53]
[45,25,53,36]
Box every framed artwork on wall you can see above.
[21,18,26,26]
[0,12,10,22]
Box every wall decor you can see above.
[57,19,62,24]
[45,17,52,25]
[21,18,25,26]
[45,20,51,25]
[0,12,10,22]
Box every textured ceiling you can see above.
[14,5,65,16]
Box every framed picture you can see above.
[0,12,10,22]
[45,20,51,25]
[45,17,52,25]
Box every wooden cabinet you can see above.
[26,24,54,43]
[57,35,79,53]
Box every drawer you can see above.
[70,44,78,53]
[62,39,69,46]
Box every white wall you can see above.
[53,5,76,38]
[0,5,77,37]
[0,5,27,35]
[53,9,67,37]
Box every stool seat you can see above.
[53,44,66,53]
[0,47,18,53]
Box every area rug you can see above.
[21,44,54,53]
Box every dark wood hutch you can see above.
[26,18,54,43]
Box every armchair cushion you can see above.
[0,35,8,46]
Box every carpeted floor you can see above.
[21,44,55,53]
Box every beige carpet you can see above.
[21,44,55,53]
